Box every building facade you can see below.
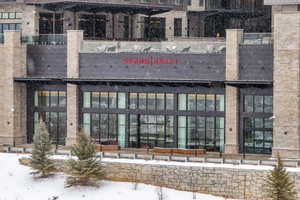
[3,0,300,158]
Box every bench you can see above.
[152,147,206,155]
[95,145,120,151]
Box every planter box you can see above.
[153,148,206,155]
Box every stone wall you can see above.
[100,160,300,200]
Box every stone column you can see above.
[66,30,83,146]
[272,13,300,158]
[22,5,39,37]
[224,29,243,154]
[0,30,27,145]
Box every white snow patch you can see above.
[0,153,236,200]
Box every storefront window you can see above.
[139,93,147,109]
[178,116,186,148]
[216,95,224,112]
[118,93,126,109]
[118,114,126,148]
[196,94,205,111]
[166,93,174,110]
[178,94,187,110]
[83,92,91,108]
[109,92,117,108]
[100,92,108,109]
[35,90,66,108]
[206,95,215,111]
[156,93,165,110]
[188,94,196,110]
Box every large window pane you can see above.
[187,116,196,148]
[206,94,215,111]
[166,93,174,110]
[178,116,186,148]
[100,114,108,144]
[38,91,50,107]
[196,94,205,111]
[216,95,224,112]
[244,95,253,112]
[178,94,187,110]
[100,92,108,109]
[109,92,117,108]
[118,114,126,148]
[83,113,91,135]
[50,91,58,107]
[264,96,273,113]
[34,91,38,107]
[83,92,91,108]
[139,93,147,110]
[156,93,165,110]
[147,93,156,110]
[206,117,215,149]
[92,92,100,108]
[187,94,196,110]
[109,114,117,144]
[166,116,174,147]
[58,91,66,107]
[197,117,205,147]
[129,93,138,109]
[254,96,263,112]
[91,113,100,142]
[129,114,138,147]
[118,92,126,109]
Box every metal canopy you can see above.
[25,0,173,15]
[225,80,273,87]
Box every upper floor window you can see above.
[178,93,224,112]
[0,23,21,33]
[0,12,22,19]
[244,95,273,113]
[34,90,66,108]
[83,91,126,109]
[129,92,174,110]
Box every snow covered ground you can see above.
[0,153,234,200]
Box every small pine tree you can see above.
[29,120,56,178]
[265,154,296,200]
[65,131,103,187]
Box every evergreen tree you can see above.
[265,154,296,200]
[29,120,56,178]
[65,131,103,187]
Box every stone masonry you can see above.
[224,29,243,154]
[272,13,300,158]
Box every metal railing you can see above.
[242,33,273,45]
[3,147,300,168]
[21,34,66,45]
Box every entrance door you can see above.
[144,17,166,41]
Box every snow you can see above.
[0,153,235,200]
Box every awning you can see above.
[14,77,64,82]
[24,0,173,15]
[225,80,273,86]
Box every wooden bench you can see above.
[153,147,206,155]
[95,145,120,151]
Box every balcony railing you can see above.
[21,34,66,45]
[242,33,273,45]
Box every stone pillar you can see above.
[272,13,300,158]
[0,31,27,145]
[22,5,39,37]
[66,30,83,146]
[224,29,243,154]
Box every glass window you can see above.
[197,117,205,147]
[15,12,22,19]
[2,13,8,19]
[83,113,91,135]
[15,23,21,31]
[100,92,108,109]
[178,116,186,148]
[129,93,138,109]
[216,117,225,152]
[244,95,253,112]
[196,94,205,111]
[264,96,273,113]
[50,91,58,107]
[129,114,138,148]
[139,93,147,109]
[38,91,50,107]
[206,94,215,111]
[166,116,174,148]
[118,92,126,109]
[34,91,38,107]
[118,114,126,148]
[100,114,108,143]
[8,12,15,19]
[91,113,100,142]
[156,93,165,110]
[255,118,263,128]
[216,95,224,112]
[58,91,66,107]
[206,117,215,148]
[108,114,117,144]
[83,92,91,108]
[254,96,263,112]
[147,93,156,110]
[264,118,273,128]
[187,94,196,110]
[166,93,174,110]
[109,92,117,108]
[92,92,100,108]
[178,94,187,110]
[187,116,196,148]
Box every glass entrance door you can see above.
[129,114,174,148]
